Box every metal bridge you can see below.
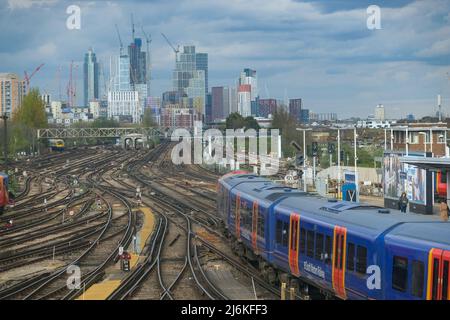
[37,127,163,139]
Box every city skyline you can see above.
[0,0,449,119]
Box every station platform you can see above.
[77,206,155,300]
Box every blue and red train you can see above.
[217,171,450,300]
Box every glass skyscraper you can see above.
[83,48,99,106]
[172,46,208,116]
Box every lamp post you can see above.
[296,128,312,192]
[1,113,8,174]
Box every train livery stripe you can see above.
[332,226,347,299]
[288,213,300,277]
[252,201,258,253]
[426,248,434,300]
[235,194,241,239]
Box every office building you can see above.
[107,91,141,123]
[375,104,385,120]
[237,84,252,117]
[238,68,258,116]
[0,73,25,116]
[289,98,302,122]
[258,99,277,118]
[83,48,99,106]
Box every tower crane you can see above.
[24,63,45,93]
[115,24,124,55]
[161,33,179,62]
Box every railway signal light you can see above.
[296,153,304,167]
[312,142,318,157]
[328,142,335,154]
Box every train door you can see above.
[235,194,241,239]
[288,213,300,277]
[252,201,258,253]
[427,249,450,300]
[332,226,347,299]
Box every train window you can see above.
[443,260,449,300]
[276,220,283,244]
[282,222,289,247]
[290,220,298,251]
[306,230,315,258]
[325,235,332,265]
[230,196,236,219]
[314,233,324,261]
[257,211,265,238]
[300,228,306,254]
[392,256,408,292]
[347,243,355,271]
[356,246,367,275]
[411,260,424,298]
[241,201,252,228]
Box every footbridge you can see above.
[37,127,165,149]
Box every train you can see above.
[0,172,9,214]
[49,139,65,151]
[217,171,450,300]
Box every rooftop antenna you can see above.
[131,13,135,41]
[115,24,123,55]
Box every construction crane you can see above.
[66,61,77,108]
[161,33,179,62]
[142,26,152,92]
[115,24,124,55]
[24,63,45,93]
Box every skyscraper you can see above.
[83,48,99,106]
[110,54,131,91]
[289,98,302,122]
[172,46,207,116]
[238,84,251,117]
[375,104,385,120]
[195,53,208,93]
[238,68,258,116]
[128,38,147,86]
[0,73,25,116]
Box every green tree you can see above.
[226,112,246,129]
[271,108,301,157]
[142,108,157,127]
[8,88,47,154]
[243,116,260,130]
[12,88,47,129]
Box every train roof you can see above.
[277,195,446,239]
[386,222,450,247]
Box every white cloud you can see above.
[7,0,57,10]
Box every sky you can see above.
[0,0,449,119]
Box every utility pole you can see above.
[1,113,8,174]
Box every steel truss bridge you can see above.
[37,127,163,139]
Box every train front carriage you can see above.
[384,223,450,300]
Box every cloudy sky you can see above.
[1,0,449,118]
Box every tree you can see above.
[244,116,260,130]
[8,88,47,154]
[142,108,157,127]
[12,88,47,129]
[225,113,260,130]
[271,108,301,157]
[226,112,246,129]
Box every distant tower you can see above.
[374,104,385,120]
[83,48,99,106]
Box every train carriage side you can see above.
[232,184,305,262]
[383,222,450,300]
[271,197,387,299]
[217,174,272,244]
